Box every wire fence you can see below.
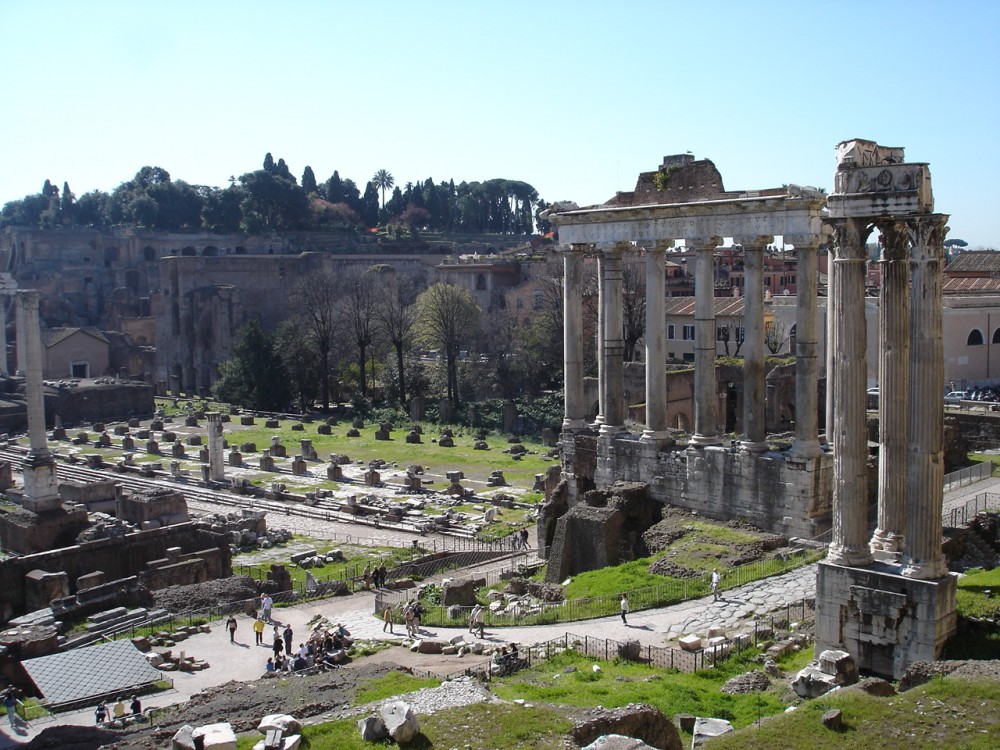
[943,461,994,493]
[408,598,815,683]
[375,546,823,628]
[946,491,1000,528]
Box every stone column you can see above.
[826,220,873,567]
[789,236,823,457]
[642,240,673,445]
[17,290,61,512]
[903,215,950,580]
[738,236,772,452]
[594,251,606,428]
[207,411,226,482]
[599,243,626,436]
[690,237,722,446]
[0,299,7,375]
[824,247,838,445]
[562,246,587,431]
[871,222,910,559]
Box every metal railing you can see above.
[375,546,822,627]
[947,491,1000,528]
[943,461,994,492]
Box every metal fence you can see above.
[946,491,1000,528]
[943,461,994,493]
[375,546,822,627]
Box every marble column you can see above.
[690,237,722,446]
[599,242,626,436]
[0,298,7,375]
[871,222,910,559]
[563,246,587,431]
[17,290,61,512]
[207,411,226,482]
[903,215,950,580]
[642,240,673,445]
[594,251,606,428]
[826,219,873,567]
[789,236,823,457]
[738,236,771,452]
[824,247,838,445]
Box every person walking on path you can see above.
[260,593,273,623]
[711,569,722,601]
[4,690,23,728]
[226,615,238,643]
[283,624,293,655]
[473,603,486,638]
[620,594,629,625]
[382,606,394,634]
[468,604,481,634]
[253,616,265,645]
[273,631,284,660]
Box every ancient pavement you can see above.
[0,477,993,747]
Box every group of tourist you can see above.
[402,601,426,637]
[265,623,353,673]
[510,528,531,551]
[489,643,522,676]
[94,695,141,726]
[363,562,389,590]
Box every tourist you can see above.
[4,690,22,728]
[468,604,480,633]
[473,603,486,638]
[509,642,519,662]
[521,528,530,550]
[283,624,294,655]
[377,562,387,588]
[711,569,721,601]
[129,695,142,717]
[620,594,629,625]
[265,658,275,673]
[113,697,126,720]
[273,631,284,659]
[403,603,416,637]
[383,606,394,633]
[253,615,266,645]
[261,593,273,623]
[363,562,372,589]
[95,701,107,725]
[226,615,238,643]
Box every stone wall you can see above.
[0,522,231,624]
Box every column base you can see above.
[562,418,588,431]
[739,440,768,454]
[902,557,949,581]
[688,433,722,447]
[826,543,874,568]
[640,429,673,445]
[870,529,904,563]
[789,438,823,458]
[598,423,626,438]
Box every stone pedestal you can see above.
[815,560,956,679]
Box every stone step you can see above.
[88,606,130,624]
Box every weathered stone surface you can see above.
[721,670,770,694]
[792,649,859,698]
[691,717,733,748]
[572,704,681,750]
[415,638,447,654]
[380,701,419,743]
[822,709,843,731]
[357,715,388,741]
[191,722,237,750]
[849,677,896,697]
[171,724,197,750]
[442,578,481,607]
[258,714,302,734]
[582,735,658,750]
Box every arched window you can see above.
[476,274,487,291]
[968,329,985,346]
[992,328,1000,344]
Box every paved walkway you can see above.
[0,475,988,747]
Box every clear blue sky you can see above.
[2,1,998,247]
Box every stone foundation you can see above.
[814,560,957,679]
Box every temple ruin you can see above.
[548,140,956,678]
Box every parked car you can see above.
[944,391,966,405]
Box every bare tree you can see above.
[719,314,745,357]
[340,267,380,398]
[373,265,420,406]
[292,272,340,410]
[622,263,646,362]
[764,320,790,355]
[414,282,481,410]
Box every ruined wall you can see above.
[0,522,231,623]
[52,380,154,425]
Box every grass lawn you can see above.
[233,541,424,589]
[944,567,1000,659]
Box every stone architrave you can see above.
[826,219,873,568]
[870,222,910,559]
[16,290,60,511]
[689,237,722,447]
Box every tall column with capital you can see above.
[563,246,587,430]
[790,236,822,457]
[690,237,722,446]
[599,243,626,435]
[594,252,606,427]
[903,216,950,580]
[824,248,838,445]
[17,290,62,512]
[739,236,771,451]
[643,240,672,444]
[871,222,910,559]
[826,220,874,567]
[207,411,226,482]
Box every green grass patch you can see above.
[955,568,1000,619]
[352,670,440,705]
[707,676,1000,750]
[234,543,422,589]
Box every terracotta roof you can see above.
[943,277,1000,294]
[945,251,1000,275]
[665,297,747,317]
[40,327,109,348]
